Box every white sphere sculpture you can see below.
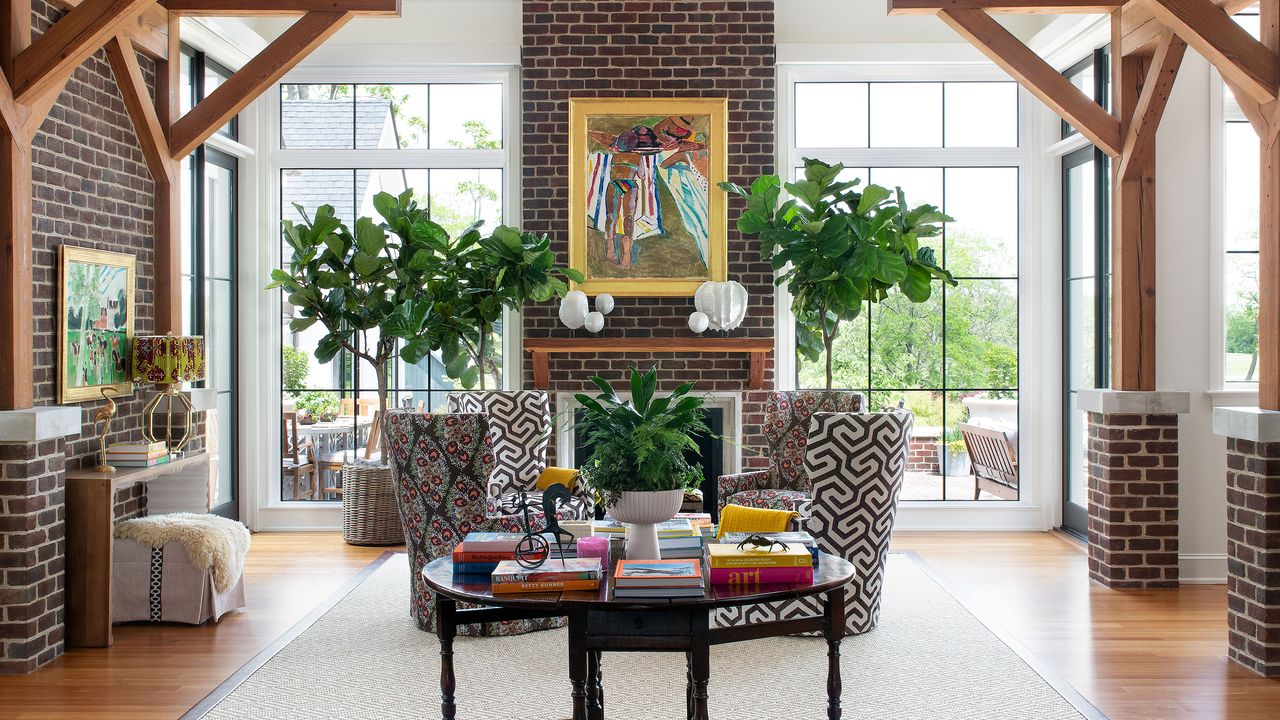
[584,311,605,333]
[596,293,615,315]
[693,281,748,331]
[558,290,589,329]
[688,311,710,334]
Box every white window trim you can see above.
[776,63,1052,530]
[243,64,520,531]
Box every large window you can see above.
[276,76,511,503]
[786,71,1024,502]
[180,47,239,519]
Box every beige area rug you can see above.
[191,553,1102,720]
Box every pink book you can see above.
[710,566,814,586]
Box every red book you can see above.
[710,565,814,586]
[452,543,516,563]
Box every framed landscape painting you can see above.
[58,246,135,404]
[569,97,728,296]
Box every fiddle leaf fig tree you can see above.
[720,157,957,390]
[268,189,441,421]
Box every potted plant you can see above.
[575,367,708,559]
[939,427,971,477]
[296,390,338,425]
[720,157,956,391]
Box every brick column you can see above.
[1079,390,1190,589]
[1215,407,1280,677]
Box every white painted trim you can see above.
[1179,553,1228,584]
[300,44,520,68]
[180,18,265,71]
[1207,388,1259,406]
[0,407,81,443]
[1043,132,1091,159]
[776,43,990,65]
[1027,14,1111,72]
[1208,69,1229,394]
[205,132,255,160]
[894,505,1047,531]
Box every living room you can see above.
[0,0,1276,718]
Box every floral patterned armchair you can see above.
[384,410,567,637]
[716,390,863,517]
[448,390,593,521]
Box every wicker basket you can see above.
[341,464,404,546]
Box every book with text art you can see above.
[490,558,602,584]
[706,543,811,569]
[614,559,704,588]
[710,565,814,586]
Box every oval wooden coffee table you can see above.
[422,552,857,720]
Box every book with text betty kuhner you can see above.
[489,558,603,594]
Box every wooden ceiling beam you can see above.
[890,0,1123,13]
[937,7,1124,155]
[45,1,174,60]
[1122,0,1254,56]
[168,10,353,159]
[10,0,153,106]
[1141,0,1278,102]
[162,0,400,15]
[104,34,171,184]
[1117,31,1186,180]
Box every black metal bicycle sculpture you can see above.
[501,483,577,569]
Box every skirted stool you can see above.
[112,513,249,625]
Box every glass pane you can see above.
[429,169,503,238]
[360,169,428,217]
[280,84,353,149]
[356,84,429,149]
[1065,158,1097,278]
[871,290,943,389]
[945,279,1018,389]
[399,352,455,393]
[798,302,868,391]
[181,156,193,277]
[204,161,235,280]
[949,390,1018,499]
[945,167,1018,278]
[869,167,944,255]
[794,83,869,148]
[281,169,355,237]
[429,84,504,149]
[1064,62,1094,136]
[204,65,234,137]
[944,83,1018,147]
[870,83,942,148]
[1235,12,1261,39]
[213,392,234,506]
[1224,252,1260,383]
[181,277,194,337]
[1224,121,1259,252]
[895,390,945,501]
[180,51,194,115]
[208,280,233,392]
[1066,391,1088,505]
[1067,277,1097,390]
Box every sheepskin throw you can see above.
[114,513,250,592]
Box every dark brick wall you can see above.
[520,0,777,467]
[1086,412,1180,589]
[1224,437,1280,677]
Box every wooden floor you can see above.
[0,531,1276,719]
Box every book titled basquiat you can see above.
[489,558,603,594]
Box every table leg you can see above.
[435,598,458,720]
[824,585,847,720]
[569,612,588,720]
[685,651,694,720]
[690,610,710,720]
[587,650,603,720]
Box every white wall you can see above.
[1154,53,1228,582]
[776,0,1052,44]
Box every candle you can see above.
[577,535,610,569]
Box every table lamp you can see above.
[132,335,205,455]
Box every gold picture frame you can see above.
[58,246,136,404]
[568,97,729,296]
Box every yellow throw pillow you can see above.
[536,466,578,492]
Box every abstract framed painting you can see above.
[569,98,728,296]
[58,246,136,404]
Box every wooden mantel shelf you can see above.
[524,337,774,390]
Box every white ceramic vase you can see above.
[609,489,684,560]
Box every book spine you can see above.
[491,579,601,593]
[490,570,600,584]
[452,552,516,563]
[708,556,811,569]
[452,562,499,575]
[710,566,814,585]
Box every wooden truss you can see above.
[889,0,1280,406]
[0,1,398,409]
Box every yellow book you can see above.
[706,543,812,568]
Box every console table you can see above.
[524,337,774,390]
[65,451,209,647]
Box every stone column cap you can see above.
[0,407,81,443]
[1077,389,1190,415]
[1212,406,1280,442]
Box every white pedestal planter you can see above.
[610,489,684,560]
[961,397,1017,428]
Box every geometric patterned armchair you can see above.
[383,410,564,637]
[448,390,592,521]
[717,390,862,517]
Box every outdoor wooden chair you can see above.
[281,411,319,500]
[338,397,377,418]
[959,423,1018,500]
[319,411,383,496]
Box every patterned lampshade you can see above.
[132,335,205,385]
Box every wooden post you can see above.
[154,12,182,335]
[0,1,33,410]
[1259,0,1280,409]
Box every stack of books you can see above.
[613,559,705,598]
[707,542,814,586]
[720,531,820,566]
[452,532,526,579]
[674,512,715,542]
[104,441,169,468]
[490,557,602,594]
[658,530,704,559]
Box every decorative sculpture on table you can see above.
[503,484,578,569]
[93,387,117,473]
